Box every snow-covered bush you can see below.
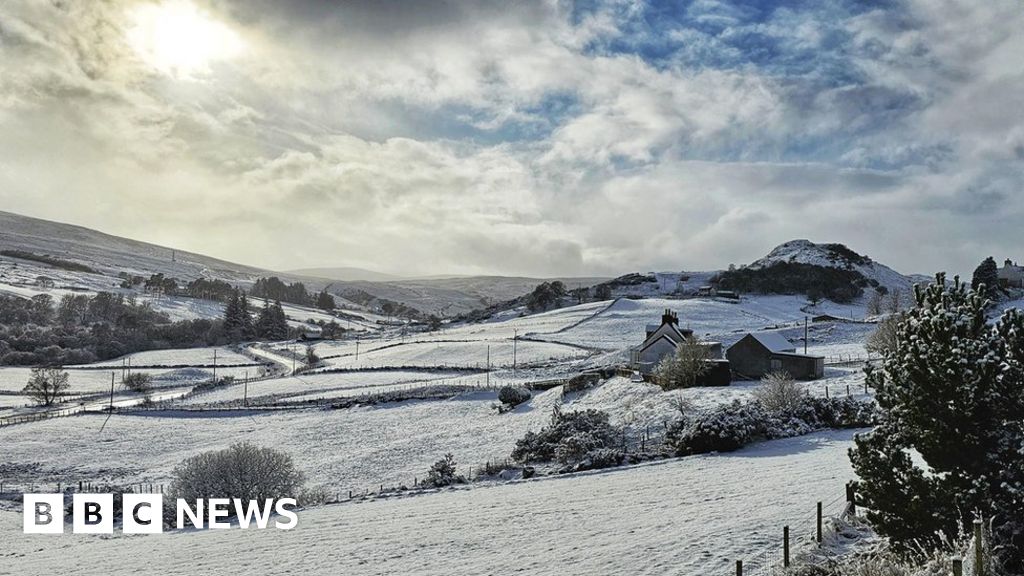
[511,407,620,466]
[671,396,878,456]
[672,400,768,454]
[122,372,153,393]
[573,448,625,472]
[423,453,465,487]
[498,385,531,408]
[168,442,304,512]
[753,371,804,413]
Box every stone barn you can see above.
[726,332,824,380]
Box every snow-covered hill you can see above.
[748,239,914,294]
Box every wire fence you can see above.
[737,487,855,576]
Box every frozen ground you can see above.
[0,428,864,576]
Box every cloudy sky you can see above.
[0,0,1021,278]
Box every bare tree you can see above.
[667,391,695,417]
[886,287,904,313]
[23,367,70,406]
[866,289,885,316]
[866,314,901,355]
[654,336,711,390]
[753,371,805,413]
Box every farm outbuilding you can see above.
[726,332,824,380]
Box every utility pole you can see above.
[804,316,808,354]
[513,329,517,377]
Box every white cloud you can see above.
[0,0,1022,280]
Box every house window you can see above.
[770,358,782,371]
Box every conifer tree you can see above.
[269,300,289,340]
[238,293,254,339]
[256,300,274,339]
[223,290,243,334]
[316,290,335,310]
[850,273,1024,569]
[971,256,999,299]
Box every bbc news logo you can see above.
[24,494,298,534]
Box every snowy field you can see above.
[179,369,467,405]
[0,286,881,576]
[0,366,256,395]
[80,347,256,367]
[312,338,591,371]
[0,429,864,576]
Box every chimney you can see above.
[661,309,678,327]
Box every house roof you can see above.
[749,331,795,353]
[638,322,692,353]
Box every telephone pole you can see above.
[804,316,808,354]
[512,330,517,377]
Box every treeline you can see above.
[251,277,335,310]
[0,293,228,366]
[222,290,290,341]
[712,261,878,303]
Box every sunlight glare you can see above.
[127,0,243,79]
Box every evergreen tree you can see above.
[316,290,335,310]
[238,293,255,339]
[849,274,1024,569]
[256,300,274,339]
[269,300,289,340]
[971,256,999,299]
[223,290,243,333]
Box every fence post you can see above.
[974,519,984,576]
[952,557,963,576]
[783,525,790,567]
[816,501,823,543]
[735,560,742,576]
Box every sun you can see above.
[127,1,243,79]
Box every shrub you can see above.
[423,453,465,487]
[653,336,711,390]
[168,442,304,511]
[574,448,624,472]
[511,407,620,465]
[122,372,153,393]
[754,371,805,413]
[672,401,768,454]
[498,385,531,408]
[23,367,70,406]
[671,397,878,456]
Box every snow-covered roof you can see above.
[749,331,795,352]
